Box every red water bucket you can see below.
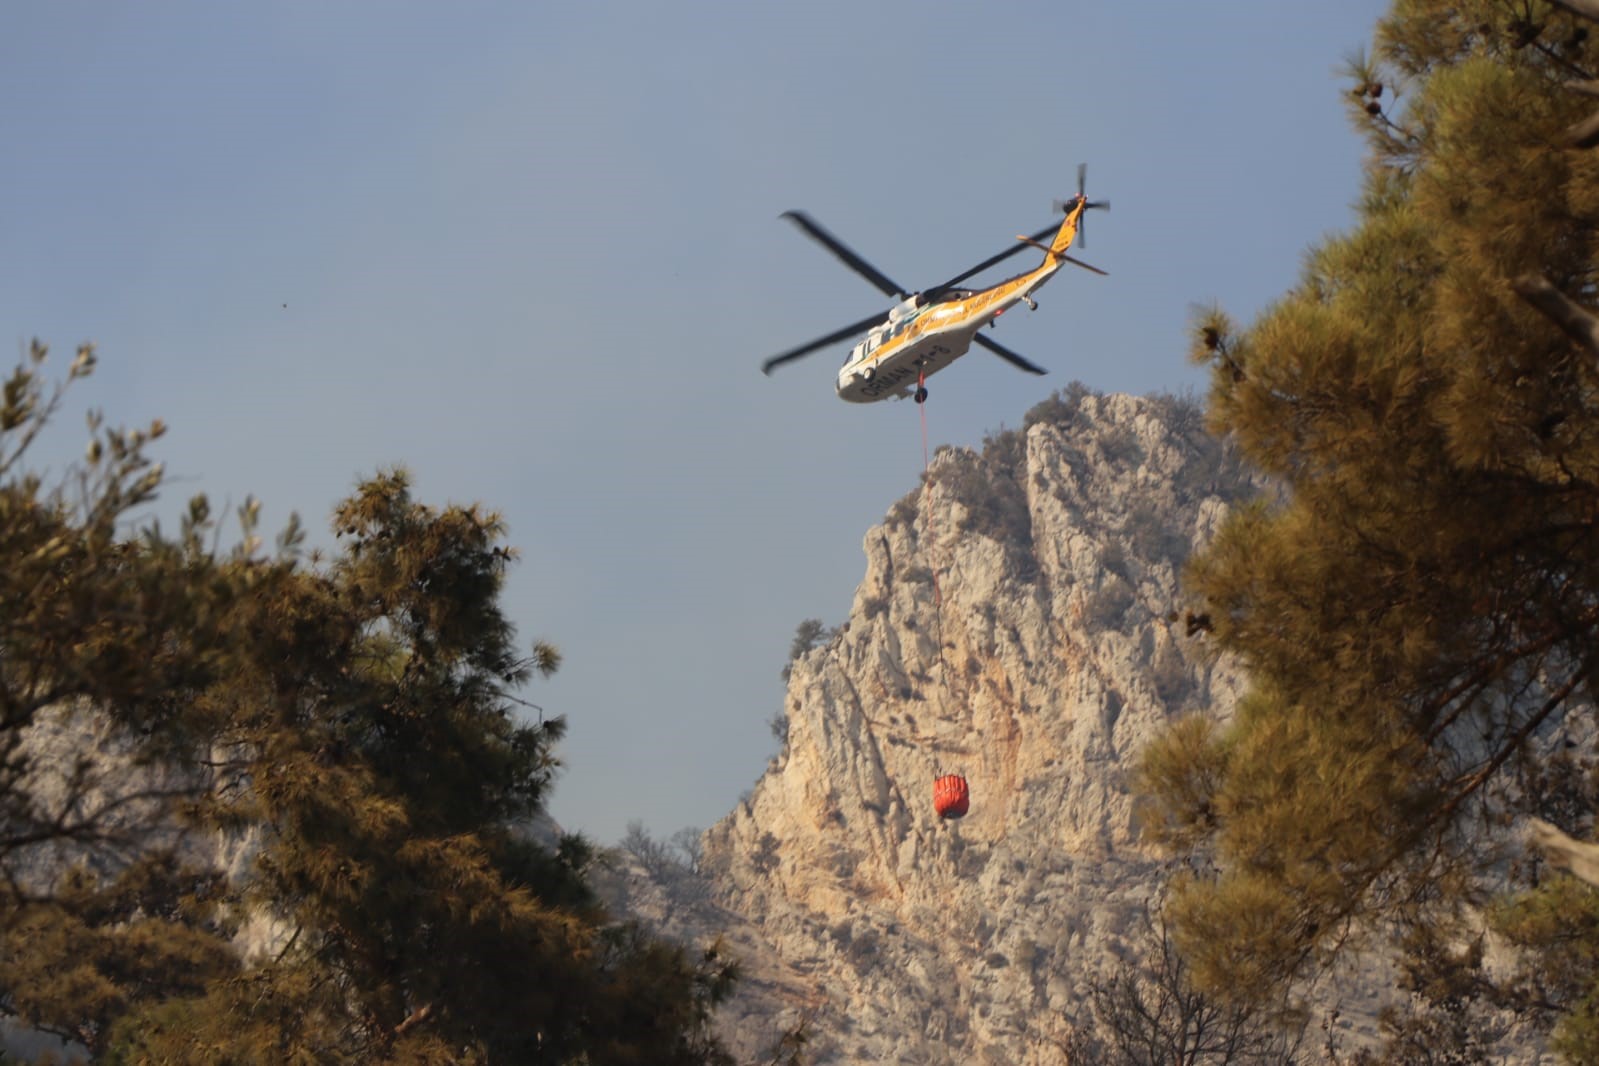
[933,774,970,819]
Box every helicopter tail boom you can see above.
[1046,204,1085,258]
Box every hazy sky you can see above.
[4,2,1389,844]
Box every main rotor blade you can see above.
[923,222,1062,301]
[974,332,1046,375]
[762,309,892,375]
[1061,254,1108,276]
[782,211,908,300]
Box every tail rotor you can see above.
[1053,163,1109,247]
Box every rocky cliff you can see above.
[616,388,1334,1063]
[618,387,1574,1063]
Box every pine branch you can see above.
[1420,611,1584,745]
[1440,672,1583,818]
[1549,0,1599,24]
[1563,107,1599,147]
[393,1002,434,1037]
[1512,273,1599,358]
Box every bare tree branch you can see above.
[1529,818,1599,887]
[1087,901,1306,1064]
[1549,0,1599,24]
[393,1003,434,1037]
[1564,108,1599,148]
[1513,273,1599,358]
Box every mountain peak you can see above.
[645,389,1274,1062]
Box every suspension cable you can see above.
[917,370,943,610]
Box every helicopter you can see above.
[762,166,1108,404]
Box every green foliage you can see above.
[930,430,1033,551]
[1085,575,1136,631]
[1148,637,1194,708]
[1142,0,1599,1040]
[1370,922,1509,1065]
[787,618,827,663]
[0,348,737,1063]
[1,857,238,1056]
[1139,717,1228,853]
[1124,499,1189,568]
[1493,871,1599,1060]
[780,618,831,683]
[0,343,258,1057]
[751,831,781,875]
[123,470,734,1062]
[1022,380,1098,432]
[0,349,242,864]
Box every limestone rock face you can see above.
[666,392,1279,1062]
[633,391,1554,1062]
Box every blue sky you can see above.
[4,1,1389,844]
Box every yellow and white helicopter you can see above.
[762,166,1108,403]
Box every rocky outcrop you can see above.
[626,389,1578,1062]
[641,390,1301,1063]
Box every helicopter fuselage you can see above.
[836,261,1062,403]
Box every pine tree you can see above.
[0,349,738,1062]
[105,471,739,1063]
[169,471,594,1059]
[0,342,256,1055]
[1139,0,1599,1035]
